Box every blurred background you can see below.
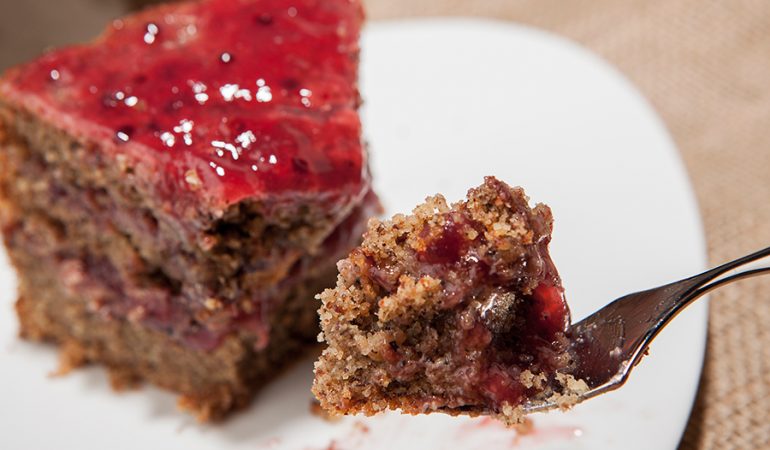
[1,0,768,449]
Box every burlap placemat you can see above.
[365,1,770,448]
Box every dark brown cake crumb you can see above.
[313,177,586,425]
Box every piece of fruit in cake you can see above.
[313,177,587,425]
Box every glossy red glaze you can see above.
[0,0,367,210]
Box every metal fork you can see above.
[523,246,770,414]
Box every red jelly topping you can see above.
[0,0,367,210]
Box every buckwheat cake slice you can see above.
[313,177,586,425]
[0,0,379,420]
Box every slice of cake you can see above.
[0,0,378,420]
[313,177,585,425]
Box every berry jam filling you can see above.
[43,190,378,352]
[364,210,572,411]
[0,0,368,209]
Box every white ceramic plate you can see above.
[0,19,707,450]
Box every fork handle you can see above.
[686,266,770,301]
[639,246,770,339]
[680,246,770,299]
[570,246,770,394]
